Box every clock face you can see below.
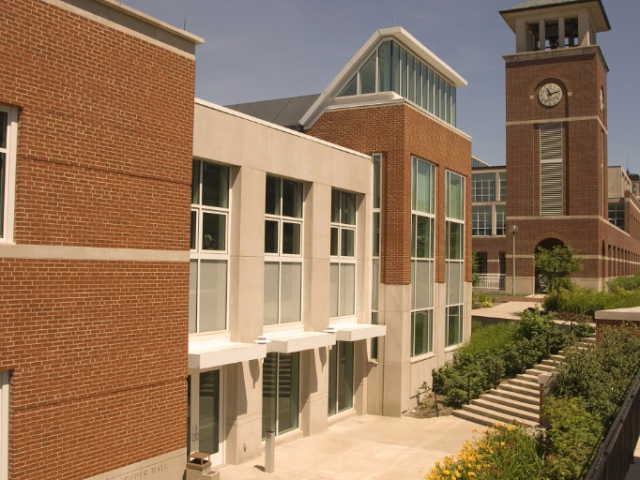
[538,82,563,107]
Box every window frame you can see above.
[190,160,231,335]
[330,188,357,319]
[445,170,465,348]
[371,154,382,360]
[410,156,436,358]
[264,175,304,326]
[0,105,18,243]
[263,353,300,436]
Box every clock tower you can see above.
[500,0,611,294]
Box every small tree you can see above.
[472,251,480,287]
[535,245,582,292]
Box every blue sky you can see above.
[124,0,640,172]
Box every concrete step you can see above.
[475,393,540,415]
[540,359,561,368]
[507,377,540,390]
[471,397,540,423]
[516,373,539,384]
[490,387,539,406]
[549,354,565,362]
[456,404,538,428]
[498,382,539,397]
[452,408,503,427]
[525,368,549,377]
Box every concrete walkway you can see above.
[472,300,543,321]
[217,414,479,480]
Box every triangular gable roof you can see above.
[500,0,610,32]
[299,27,467,130]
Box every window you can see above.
[476,252,488,274]
[264,176,303,325]
[0,371,8,480]
[540,123,563,216]
[190,160,230,333]
[499,172,506,201]
[446,171,465,347]
[371,154,382,360]
[499,252,506,275]
[608,201,625,229]
[471,173,495,202]
[328,342,354,415]
[330,189,357,318]
[263,353,299,436]
[471,205,492,236]
[411,157,435,357]
[338,40,457,127]
[0,106,17,242]
[495,205,506,236]
[187,371,222,463]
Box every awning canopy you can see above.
[332,323,387,342]
[189,341,266,370]
[267,332,335,354]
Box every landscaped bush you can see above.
[432,310,566,407]
[552,311,595,338]
[544,285,640,317]
[553,324,640,426]
[541,396,603,480]
[472,291,493,308]
[607,271,640,292]
[426,423,543,480]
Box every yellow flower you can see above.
[469,473,476,479]
[500,442,505,447]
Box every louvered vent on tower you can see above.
[540,123,562,216]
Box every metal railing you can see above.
[582,362,640,480]
[476,273,506,290]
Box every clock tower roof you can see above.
[500,0,610,32]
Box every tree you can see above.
[535,245,582,292]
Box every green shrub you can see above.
[607,272,640,292]
[553,324,640,426]
[432,311,567,407]
[542,396,603,480]
[543,286,640,317]
[472,291,493,309]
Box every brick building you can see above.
[471,0,640,295]
[228,27,473,417]
[0,1,203,479]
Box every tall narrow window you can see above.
[263,353,299,436]
[264,176,303,325]
[0,371,9,480]
[445,171,465,347]
[0,106,17,242]
[190,160,230,333]
[371,154,382,359]
[328,342,354,415]
[495,205,506,236]
[540,123,563,216]
[499,172,506,201]
[411,157,435,357]
[198,370,221,457]
[330,190,357,317]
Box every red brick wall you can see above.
[0,1,194,479]
[0,0,194,250]
[307,103,471,284]
[472,237,506,275]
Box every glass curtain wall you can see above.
[338,40,457,127]
[264,176,303,325]
[445,171,465,347]
[410,157,435,357]
[328,341,354,416]
[371,154,382,359]
[330,190,357,317]
[190,161,230,333]
[262,353,300,437]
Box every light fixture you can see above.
[255,335,271,344]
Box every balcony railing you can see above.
[476,273,505,290]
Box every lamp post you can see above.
[511,225,518,296]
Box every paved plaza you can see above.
[218,414,479,480]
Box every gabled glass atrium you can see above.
[338,39,457,127]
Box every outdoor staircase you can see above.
[452,335,596,428]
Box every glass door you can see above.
[188,370,222,466]
[262,353,299,437]
[328,341,354,415]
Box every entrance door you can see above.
[188,370,223,466]
[328,341,354,416]
[262,353,300,437]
